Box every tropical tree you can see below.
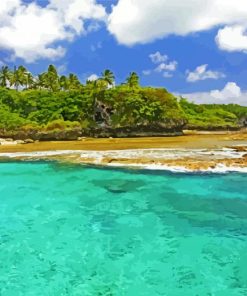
[67,73,81,91]
[100,69,115,87]
[0,66,11,88]
[35,73,46,90]
[10,66,28,91]
[25,72,34,89]
[59,75,69,91]
[126,72,139,89]
[42,65,60,92]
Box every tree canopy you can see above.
[0,64,246,133]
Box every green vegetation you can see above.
[0,64,246,136]
[179,99,247,130]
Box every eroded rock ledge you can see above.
[0,124,184,141]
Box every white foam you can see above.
[0,148,246,173]
[80,148,245,160]
[107,162,247,173]
[0,150,84,158]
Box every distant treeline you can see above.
[0,64,246,133]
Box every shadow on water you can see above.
[153,186,247,237]
[92,179,146,194]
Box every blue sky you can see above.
[0,0,247,105]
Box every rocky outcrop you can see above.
[239,116,247,127]
[185,124,240,131]
[87,125,184,138]
[0,123,184,141]
[0,128,83,141]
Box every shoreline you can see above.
[0,133,247,173]
[0,132,247,151]
[1,148,247,173]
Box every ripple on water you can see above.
[0,161,246,295]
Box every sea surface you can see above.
[0,161,246,296]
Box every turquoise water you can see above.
[0,161,246,296]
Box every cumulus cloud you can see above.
[216,25,247,52]
[186,64,225,82]
[48,0,106,34]
[149,51,168,64]
[155,61,177,72]
[143,52,177,77]
[108,0,247,52]
[0,0,106,63]
[181,82,247,106]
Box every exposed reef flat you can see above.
[0,132,247,151]
[0,133,247,173]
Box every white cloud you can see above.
[144,52,177,77]
[155,61,177,72]
[187,64,225,82]
[0,0,106,63]
[210,82,241,100]
[149,51,168,64]
[48,0,106,34]
[181,82,247,106]
[216,25,247,52]
[108,0,247,52]
[87,74,98,81]
[0,0,20,21]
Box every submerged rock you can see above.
[93,179,145,194]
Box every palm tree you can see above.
[67,73,81,91]
[10,66,28,91]
[0,66,11,88]
[126,72,139,89]
[25,72,34,89]
[100,69,115,87]
[85,78,96,92]
[34,73,46,90]
[41,65,60,92]
[59,75,69,91]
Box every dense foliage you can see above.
[0,64,246,133]
[179,99,247,130]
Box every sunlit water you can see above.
[0,161,246,296]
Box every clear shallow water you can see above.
[0,161,246,296]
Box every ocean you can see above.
[0,161,246,295]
